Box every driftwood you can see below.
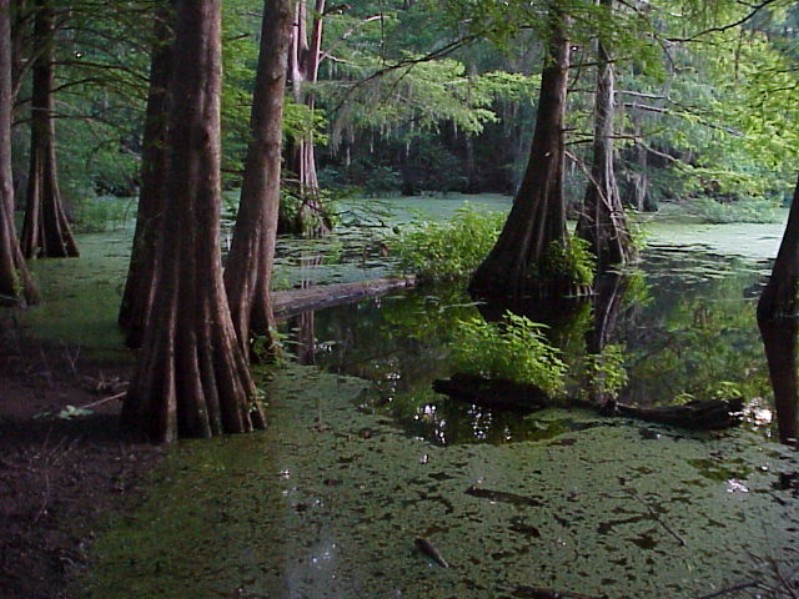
[272,275,416,321]
[433,374,744,431]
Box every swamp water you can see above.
[62,199,798,598]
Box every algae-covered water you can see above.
[80,365,799,598]
[29,195,796,598]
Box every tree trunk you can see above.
[19,0,78,259]
[576,0,635,270]
[470,7,587,300]
[621,138,651,212]
[123,0,266,442]
[224,0,292,361]
[281,0,332,237]
[757,171,799,444]
[10,0,27,98]
[118,4,173,347]
[0,0,38,305]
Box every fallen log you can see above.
[614,397,744,430]
[433,374,744,430]
[432,373,549,412]
[272,275,417,321]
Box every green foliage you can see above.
[393,205,504,281]
[327,54,499,146]
[318,158,401,196]
[73,196,133,233]
[577,344,628,402]
[706,381,743,401]
[283,100,328,146]
[451,311,568,397]
[679,196,781,224]
[539,237,596,287]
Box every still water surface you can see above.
[81,207,799,598]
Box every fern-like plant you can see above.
[450,311,568,397]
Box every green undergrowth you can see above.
[451,312,568,396]
[450,311,629,401]
[535,237,596,289]
[392,205,505,282]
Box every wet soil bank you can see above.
[0,322,163,599]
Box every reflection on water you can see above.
[81,212,799,599]
[282,248,775,445]
[82,363,799,599]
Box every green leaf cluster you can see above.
[578,344,628,402]
[539,237,596,288]
[392,205,504,281]
[451,311,568,397]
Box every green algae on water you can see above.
[79,365,799,599]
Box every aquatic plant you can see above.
[392,205,504,282]
[450,311,568,397]
[578,344,629,402]
[537,237,596,288]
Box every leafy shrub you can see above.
[681,196,780,224]
[577,344,628,401]
[73,196,132,233]
[393,205,504,281]
[538,237,596,288]
[451,311,568,397]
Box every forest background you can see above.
[2,1,799,596]
[1,0,799,435]
[5,0,799,235]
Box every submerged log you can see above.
[272,275,416,321]
[433,374,744,430]
[432,373,549,412]
[614,397,744,430]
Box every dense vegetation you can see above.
[1,0,799,441]
[7,1,799,222]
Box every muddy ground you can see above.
[0,320,163,599]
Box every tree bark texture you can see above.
[469,8,584,300]
[224,0,292,360]
[0,0,38,305]
[118,4,173,347]
[281,0,332,237]
[576,0,635,270]
[123,0,266,442]
[757,171,799,443]
[19,0,78,259]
